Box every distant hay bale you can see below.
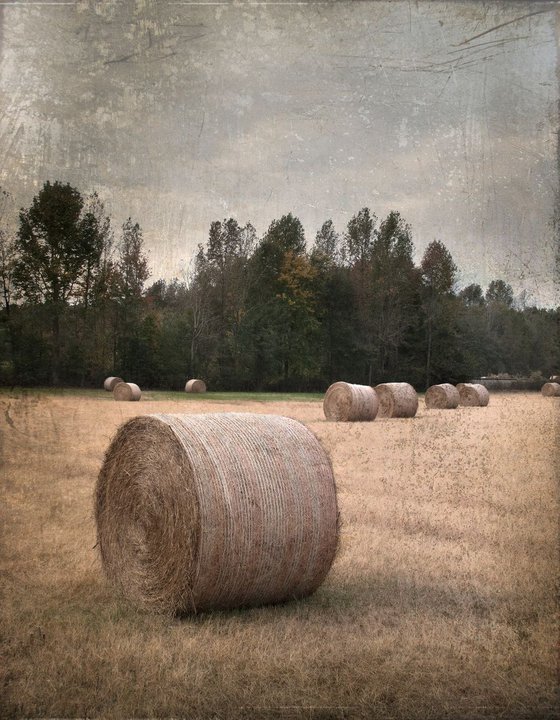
[323,382,379,421]
[425,383,460,409]
[103,376,124,392]
[549,375,560,383]
[457,383,490,407]
[95,413,338,614]
[185,379,207,393]
[374,382,418,418]
[113,382,141,402]
[541,382,560,397]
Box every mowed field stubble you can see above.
[1,389,559,719]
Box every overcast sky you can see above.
[0,0,558,305]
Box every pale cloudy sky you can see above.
[0,0,558,305]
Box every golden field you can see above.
[1,389,558,719]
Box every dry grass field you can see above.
[1,389,558,719]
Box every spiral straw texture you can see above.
[323,382,379,421]
[457,383,490,407]
[375,382,418,418]
[103,376,124,392]
[185,379,207,393]
[113,382,142,401]
[95,413,339,614]
[425,383,460,409]
[541,382,560,397]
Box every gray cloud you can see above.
[0,0,557,304]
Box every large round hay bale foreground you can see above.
[375,382,418,418]
[95,413,338,614]
[323,381,379,421]
[425,383,460,409]
[457,383,489,407]
[113,382,141,401]
[541,382,560,397]
[185,379,207,393]
[103,376,124,392]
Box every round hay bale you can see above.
[95,412,339,614]
[457,383,490,406]
[374,382,418,418]
[541,382,560,397]
[113,382,141,401]
[185,379,207,393]
[425,383,460,409]
[323,382,379,421]
[103,376,124,392]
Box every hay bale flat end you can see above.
[95,412,338,614]
[185,379,207,393]
[425,383,460,409]
[542,382,560,397]
[113,382,142,401]
[323,381,378,421]
[104,376,124,392]
[457,383,489,406]
[374,382,418,418]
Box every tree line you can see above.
[0,181,558,391]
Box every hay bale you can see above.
[185,379,207,393]
[323,382,379,421]
[374,382,418,418]
[113,382,141,401]
[425,383,460,409]
[542,382,560,397]
[95,413,338,614]
[103,376,124,392]
[549,375,560,383]
[457,383,490,406]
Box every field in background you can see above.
[1,389,558,719]
[1,387,325,403]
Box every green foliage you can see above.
[118,219,150,299]
[421,240,457,295]
[420,240,460,387]
[459,284,485,307]
[13,181,103,305]
[486,279,514,307]
[311,220,340,265]
[0,183,557,390]
[343,207,376,267]
[366,211,419,383]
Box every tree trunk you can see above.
[52,307,61,385]
[425,315,432,390]
[190,333,196,376]
[2,277,10,319]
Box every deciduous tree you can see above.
[13,181,106,383]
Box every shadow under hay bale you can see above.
[103,376,124,392]
[457,383,489,407]
[374,382,418,418]
[323,381,378,421]
[541,382,560,397]
[113,382,142,401]
[425,383,460,409]
[95,412,339,614]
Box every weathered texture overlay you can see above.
[0,0,558,304]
